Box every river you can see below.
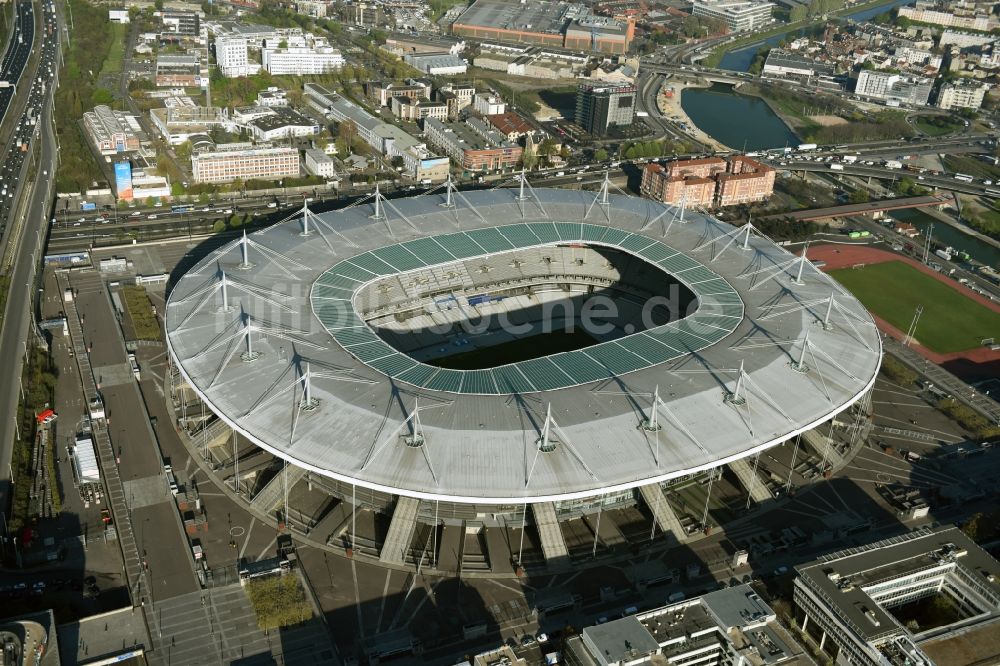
[718,0,915,72]
[889,209,1000,268]
[681,83,800,150]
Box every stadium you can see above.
[165,183,882,569]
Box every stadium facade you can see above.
[165,185,881,568]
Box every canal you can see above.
[681,83,799,150]
[889,208,1000,269]
[718,0,915,72]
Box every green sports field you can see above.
[829,261,1000,354]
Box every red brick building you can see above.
[641,156,775,208]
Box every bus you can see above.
[171,204,193,214]
[953,174,974,183]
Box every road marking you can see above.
[375,569,392,633]
[238,517,255,560]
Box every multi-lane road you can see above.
[0,2,35,119]
[0,0,60,522]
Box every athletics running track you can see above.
[807,244,1000,381]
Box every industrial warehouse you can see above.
[164,183,880,572]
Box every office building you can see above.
[303,148,336,178]
[160,10,200,36]
[83,105,142,155]
[155,54,201,87]
[574,83,635,136]
[424,117,522,171]
[256,88,289,107]
[762,49,835,78]
[390,97,448,123]
[793,526,1000,666]
[382,34,466,57]
[244,107,320,141]
[191,144,300,183]
[854,70,933,106]
[215,36,259,77]
[451,0,634,54]
[564,584,795,666]
[936,80,991,110]
[262,45,345,75]
[367,81,430,107]
[690,0,774,32]
[304,84,450,182]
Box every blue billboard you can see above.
[114,161,133,201]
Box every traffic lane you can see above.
[131,501,200,602]
[72,285,126,370]
[101,382,164,479]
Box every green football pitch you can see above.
[829,261,1000,354]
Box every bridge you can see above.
[763,193,954,222]
[641,63,752,86]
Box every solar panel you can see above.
[599,227,629,245]
[492,365,535,393]
[347,340,396,362]
[312,284,354,300]
[348,253,398,276]
[620,234,656,254]
[658,254,700,274]
[583,343,647,375]
[402,237,456,266]
[528,222,561,243]
[368,353,418,376]
[553,222,582,242]
[516,358,571,391]
[465,227,515,253]
[425,369,465,392]
[332,327,380,347]
[550,352,612,384]
[618,334,677,364]
[434,232,487,259]
[396,363,439,387]
[314,303,359,329]
[497,223,541,248]
[461,370,498,394]
[580,224,606,242]
[332,263,375,282]
[371,245,427,272]
[638,243,675,263]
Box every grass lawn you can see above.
[98,23,127,81]
[914,115,963,137]
[830,261,1000,354]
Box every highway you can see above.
[0,2,35,121]
[0,0,59,523]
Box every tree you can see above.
[849,189,870,203]
[92,88,114,105]
[961,513,984,541]
[594,148,608,162]
[390,155,405,169]
[154,0,164,10]
[337,119,358,147]
[170,181,186,196]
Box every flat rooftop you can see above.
[796,526,1000,643]
[454,0,583,34]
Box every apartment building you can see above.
[936,80,990,110]
[191,144,300,183]
[215,35,259,77]
[716,156,776,206]
[83,105,142,155]
[641,156,774,207]
[899,3,994,31]
[854,69,934,106]
[424,117,522,171]
[484,111,536,142]
[261,45,345,75]
[245,107,320,141]
[366,81,430,107]
[690,0,774,32]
